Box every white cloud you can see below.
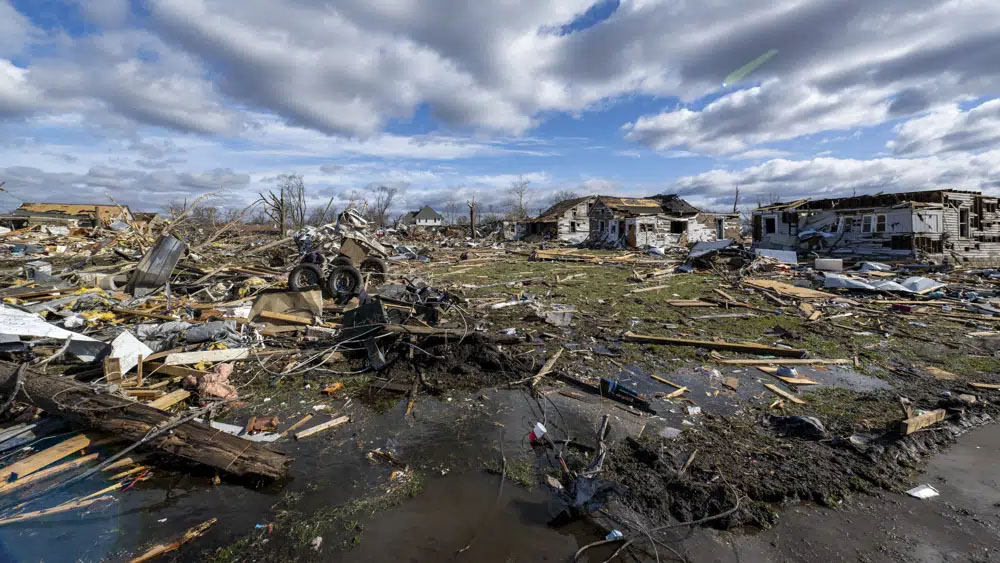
[616,150,641,158]
[732,148,792,160]
[77,0,129,28]
[670,152,1000,211]
[888,99,1000,156]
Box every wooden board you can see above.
[163,348,251,365]
[899,409,946,435]
[625,332,807,358]
[924,366,958,381]
[764,383,806,404]
[666,299,717,307]
[716,358,850,365]
[147,389,191,410]
[745,279,837,300]
[295,415,349,440]
[256,310,315,325]
[969,382,1000,390]
[650,374,685,389]
[0,433,112,482]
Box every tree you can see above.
[306,199,336,226]
[444,200,459,225]
[257,173,307,235]
[506,175,532,219]
[549,190,580,207]
[369,185,399,227]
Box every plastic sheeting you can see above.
[0,305,106,361]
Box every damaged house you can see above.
[0,202,134,231]
[752,189,1000,263]
[503,196,597,243]
[399,206,444,227]
[588,195,740,248]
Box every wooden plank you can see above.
[144,362,211,379]
[716,358,851,365]
[0,452,100,495]
[650,374,685,389]
[129,518,218,563]
[745,279,837,299]
[628,284,671,294]
[0,495,114,526]
[163,348,251,365]
[0,433,112,482]
[713,288,738,302]
[764,383,806,404]
[103,357,122,384]
[755,366,820,385]
[624,332,807,358]
[295,415,349,440]
[147,389,191,410]
[125,389,164,399]
[280,414,314,437]
[666,299,717,307]
[969,382,1000,390]
[899,409,946,435]
[256,310,315,325]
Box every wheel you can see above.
[331,255,353,267]
[360,257,389,286]
[326,265,363,296]
[288,264,324,291]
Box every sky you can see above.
[1,0,999,219]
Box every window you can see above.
[876,214,887,233]
[862,214,874,233]
[639,223,653,232]
[599,221,606,231]
[839,217,854,233]
[764,217,776,234]
[570,221,577,232]
[671,221,687,234]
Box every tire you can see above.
[326,265,363,296]
[331,255,353,267]
[288,264,324,291]
[360,257,389,286]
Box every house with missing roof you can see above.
[399,205,444,227]
[0,202,134,230]
[751,189,1000,263]
[502,196,597,243]
[588,195,740,248]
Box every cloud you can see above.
[731,148,792,160]
[77,0,129,28]
[615,150,641,158]
[669,152,1000,211]
[888,99,1000,156]
[0,1,34,57]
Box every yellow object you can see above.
[80,310,116,324]
[207,342,229,351]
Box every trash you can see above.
[776,365,798,378]
[814,258,843,272]
[310,536,323,551]
[126,234,186,297]
[765,415,826,439]
[858,262,892,272]
[108,330,154,374]
[687,406,702,416]
[606,530,624,541]
[0,305,106,361]
[906,484,939,499]
[659,427,682,439]
[199,363,239,400]
[529,422,547,443]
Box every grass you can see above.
[786,387,900,433]
[483,457,536,488]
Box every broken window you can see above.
[763,217,776,234]
[862,215,874,233]
[876,214,887,233]
[639,223,653,232]
[839,216,854,233]
[599,221,606,231]
[671,221,687,234]
[570,221,577,232]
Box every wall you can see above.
[415,218,442,226]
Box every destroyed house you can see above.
[588,195,740,248]
[751,189,1000,262]
[399,205,444,226]
[0,202,134,230]
[503,196,596,243]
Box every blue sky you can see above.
[1,0,999,217]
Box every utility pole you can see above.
[467,198,476,239]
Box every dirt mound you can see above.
[604,408,995,530]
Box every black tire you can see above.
[332,256,353,267]
[360,257,389,286]
[288,264,324,291]
[326,265,363,296]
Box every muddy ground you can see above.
[2,250,1000,561]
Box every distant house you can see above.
[589,194,740,248]
[0,202,134,230]
[503,196,597,243]
[751,189,1000,262]
[400,205,444,227]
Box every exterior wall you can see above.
[752,192,1000,262]
[415,218,442,226]
[555,216,589,243]
[588,200,623,245]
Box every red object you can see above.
[891,304,914,313]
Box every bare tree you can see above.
[506,175,532,219]
[732,184,740,213]
[257,173,308,235]
[306,197,337,226]
[369,185,399,227]
[444,200,459,225]
[549,190,580,207]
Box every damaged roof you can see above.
[757,189,992,212]
[532,196,595,222]
[596,194,704,217]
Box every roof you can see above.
[596,195,703,217]
[533,196,595,222]
[412,205,443,221]
[652,194,701,215]
[756,189,988,212]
